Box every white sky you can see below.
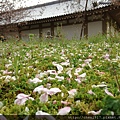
[12,0,57,9]
[18,0,110,8]
[23,0,57,7]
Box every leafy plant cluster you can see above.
[0,36,120,116]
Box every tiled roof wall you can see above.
[0,0,112,24]
[18,0,111,22]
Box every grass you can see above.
[0,35,120,118]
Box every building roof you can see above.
[0,0,115,25]
[19,0,111,22]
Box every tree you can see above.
[0,0,31,24]
[0,0,31,39]
[0,0,46,40]
[80,0,88,40]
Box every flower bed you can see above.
[0,38,120,118]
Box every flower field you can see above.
[0,37,120,119]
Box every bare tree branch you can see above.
[80,0,88,40]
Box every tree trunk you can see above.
[80,0,88,40]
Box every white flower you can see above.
[97,70,105,75]
[76,100,81,106]
[16,93,30,99]
[79,73,86,78]
[61,101,71,105]
[103,53,110,60]
[40,93,48,103]
[87,63,92,68]
[98,48,102,51]
[75,78,81,84]
[28,97,34,101]
[88,109,102,115]
[92,84,107,88]
[0,76,6,79]
[47,70,57,75]
[39,72,48,78]
[33,86,61,96]
[36,110,50,116]
[70,53,74,56]
[52,63,63,73]
[47,88,61,95]
[68,89,77,96]
[26,52,31,57]
[36,111,55,120]
[46,83,51,88]
[35,74,40,78]
[5,64,12,68]
[11,76,16,81]
[29,78,42,84]
[14,97,28,105]
[25,107,29,112]
[53,100,57,104]
[3,70,12,75]
[60,61,70,66]
[76,73,86,82]
[4,75,12,83]
[33,85,45,94]
[111,111,114,115]
[66,69,72,78]
[14,93,34,105]
[48,77,55,80]
[88,90,96,95]
[60,49,65,55]
[57,107,71,115]
[27,66,33,69]
[8,60,12,63]
[74,72,79,76]
[35,60,39,64]
[0,102,3,108]
[81,63,87,68]
[104,88,114,97]
[75,68,83,74]
[84,59,92,63]
[61,93,64,97]
[55,76,64,81]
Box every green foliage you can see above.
[29,34,35,41]
[0,35,120,115]
[101,96,120,115]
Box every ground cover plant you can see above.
[0,35,120,119]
